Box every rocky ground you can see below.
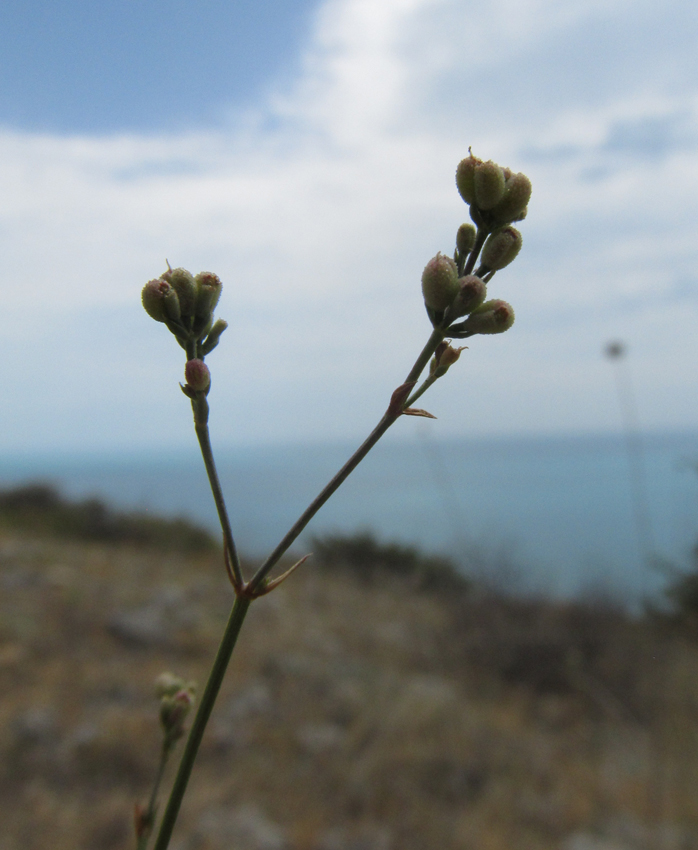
[1,532,698,850]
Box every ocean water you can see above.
[1,431,697,604]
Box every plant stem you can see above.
[136,742,171,850]
[403,374,439,410]
[463,228,487,276]
[405,327,445,384]
[246,411,397,595]
[152,595,252,850]
[193,408,244,589]
[153,326,446,849]
[247,326,446,594]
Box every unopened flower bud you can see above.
[474,160,506,210]
[160,688,194,742]
[142,279,172,323]
[421,253,459,312]
[491,172,532,224]
[155,672,186,699]
[164,288,182,323]
[185,359,211,392]
[448,275,487,320]
[455,299,515,336]
[481,226,522,270]
[201,319,228,356]
[455,153,479,204]
[456,223,477,256]
[162,267,198,317]
[194,272,222,318]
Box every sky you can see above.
[1,0,697,452]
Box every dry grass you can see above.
[1,532,698,850]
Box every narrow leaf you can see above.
[403,408,437,419]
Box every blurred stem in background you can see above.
[605,341,656,567]
[604,340,670,850]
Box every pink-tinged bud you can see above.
[456,223,477,256]
[160,688,195,742]
[155,672,186,699]
[481,226,522,270]
[421,253,459,312]
[491,172,532,224]
[455,153,479,204]
[185,359,211,392]
[458,299,515,335]
[162,267,198,317]
[474,160,506,210]
[449,275,487,320]
[142,279,172,322]
[194,272,222,318]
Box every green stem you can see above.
[403,373,439,409]
[152,326,447,848]
[463,228,487,276]
[246,411,397,595]
[193,400,244,589]
[152,596,252,850]
[136,742,171,850]
[247,327,446,595]
[405,327,445,384]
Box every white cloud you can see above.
[1,0,697,450]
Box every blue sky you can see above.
[0,0,317,132]
[1,0,697,451]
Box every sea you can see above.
[1,431,697,606]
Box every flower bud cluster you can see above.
[420,151,530,341]
[455,151,530,227]
[142,267,228,359]
[155,672,196,750]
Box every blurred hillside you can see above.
[2,493,698,849]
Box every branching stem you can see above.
[152,596,251,850]
[151,325,446,849]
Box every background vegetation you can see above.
[2,485,698,849]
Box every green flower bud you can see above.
[201,319,228,356]
[162,267,198,317]
[474,160,506,210]
[481,226,522,271]
[455,153,479,204]
[160,688,195,743]
[142,279,172,323]
[456,223,477,256]
[155,672,187,699]
[194,272,222,318]
[452,299,515,336]
[448,275,487,320]
[163,288,181,323]
[491,172,532,224]
[185,359,211,392]
[421,253,460,312]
